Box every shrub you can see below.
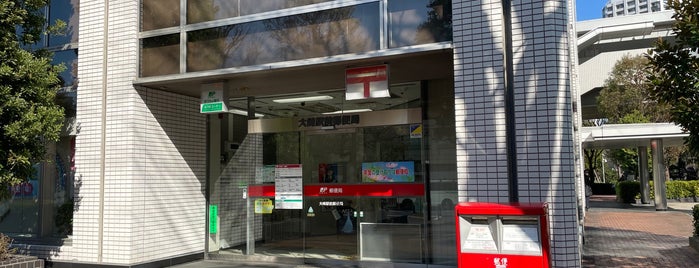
[0,233,17,260]
[662,181,699,199]
[55,200,74,235]
[616,181,640,203]
[591,183,616,195]
[666,181,691,199]
[694,204,699,237]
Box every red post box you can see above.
[454,202,550,268]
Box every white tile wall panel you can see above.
[453,0,580,266]
[133,87,206,264]
[72,0,207,265]
[217,134,264,248]
[453,0,509,204]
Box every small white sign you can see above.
[200,83,228,113]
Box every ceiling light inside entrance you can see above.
[229,108,265,118]
[272,95,333,103]
[322,109,372,115]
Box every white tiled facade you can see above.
[453,0,580,266]
[67,0,206,265]
[21,0,581,266]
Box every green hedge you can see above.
[616,181,640,203]
[620,180,699,202]
[591,183,616,195]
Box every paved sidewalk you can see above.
[582,195,699,267]
[170,195,699,267]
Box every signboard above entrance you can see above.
[345,65,390,100]
[248,108,422,133]
[200,83,228,113]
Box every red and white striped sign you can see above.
[345,65,390,100]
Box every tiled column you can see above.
[453,0,580,266]
[76,1,206,265]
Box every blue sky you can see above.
[576,0,608,21]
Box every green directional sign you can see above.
[209,205,218,234]
[201,102,225,113]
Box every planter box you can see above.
[0,255,43,268]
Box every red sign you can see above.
[345,65,390,100]
[247,183,424,198]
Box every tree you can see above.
[0,0,65,199]
[584,148,602,184]
[598,55,670,124]
[596,55,675,180]
[646,0,699,155]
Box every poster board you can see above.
[361,161,415,182]
[274,164,303,209]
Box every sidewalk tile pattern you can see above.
[583,207,699,267]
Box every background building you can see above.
[602,0,669,18]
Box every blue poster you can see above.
[361,162,415,182]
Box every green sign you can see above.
[209,205,218,234]
[201,102,225,113]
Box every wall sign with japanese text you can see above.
[298,114,360,128]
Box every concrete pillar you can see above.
[638,146,650,204]
[208,114,222,252]
[651,139,667,210]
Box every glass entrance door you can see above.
[206,81,440,265]
[303,193,426,263]
[304,196,360,260]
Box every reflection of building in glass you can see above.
[0,0,78,240]
[602,0,669,18]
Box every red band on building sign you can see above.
[248,183,424,198]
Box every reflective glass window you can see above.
[187,3,379,72]
[18,7,48,51]
[141,34,180,77]
[49,0,79,46]
[0,165,41,236]
[142,0,180,31]
[388,0,452,48]
[52,49,78,87]
[188,0,335,24]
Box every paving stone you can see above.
[583,195,699,267]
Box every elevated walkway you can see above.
[581,123,687,149]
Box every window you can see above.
[388,0,452,48]
[188,0,335,24]
[186,3,379,72]
[142,0,179,31]
[48,0,79,46]
[141,34,180,76]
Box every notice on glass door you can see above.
[275,164,303,209]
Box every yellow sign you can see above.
[410,124,422,138]
[255,199,274,214]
